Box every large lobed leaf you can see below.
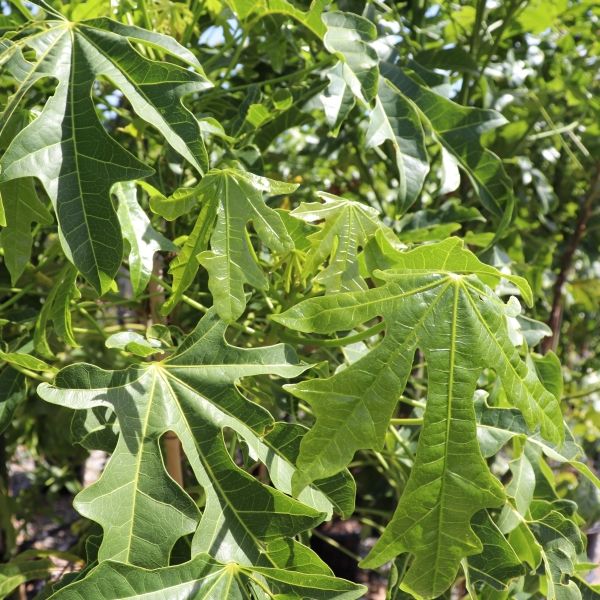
[48,552,365,599]
[0,13,210,293]
[38,310,353,578]
[319,11,513,225]
[273,238,564,598]
[156,169,297,321]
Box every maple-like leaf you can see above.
[47,552,366,599]
[38,310,352,572]
[0,11,210,293]
[273,238,563,598]
[290,192,392,293]
[157,169,297,321]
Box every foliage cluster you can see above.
[0,0,599,599]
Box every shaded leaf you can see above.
[226,0,328,38]
[0,367,25,434]
[34,264,80,358]
[0,555,52,598]
[114,181,176,297]
[105,331,162,357]
[467,510,526,590]
[0,15,210,292]
[0,178,52,284]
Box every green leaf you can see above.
[164,169,297,320]
[226,0,328,38]
[38,310,346,572]
[161,191,218,314]
[362,234,533,306]
[414,46,479,73]
[0,178,52,284]
[319,62,356,134]
[476,403,598,490]
[320,12,428,209]
[322,12,379,104]
[290,192,391,293]
[273,240,563,598]
[381,62,514,231]
[48,553,366,599]
[497,452,536,533]
[529,501,585,600]
[319,11,514,223]
[0,15,210,293]
[114,181,176,297]
[0,367,25,434]
[34,264,80,358]
[0,350,53,372]
[105,331,162,357]
[0,555,52,598]
[365,77,429,210]
[467,511,526,590]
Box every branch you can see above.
[542,163,600,353]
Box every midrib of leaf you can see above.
[223,175,237,301]
[67,27,101,289]
[433,281,459,591]
[158,370,281,570]
[304,276,449,323]
[125,367,157,564]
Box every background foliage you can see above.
[0,0,599,598]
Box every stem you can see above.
[151,258,184,487]
[390,418,424,426]
[542,163,600,353]
[398,396,426,409]
[310,529,362,564]
[8,363,52,383]
[277,320,385,348]
[459,0,486,104]
[203,58,333,97]
[564,385,600,401]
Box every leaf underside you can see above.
[38,310,353,582]
[274,239,563,598]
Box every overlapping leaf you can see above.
[38,310,353,575]
[290,192,393,293]
[467,510,525,590]
[33,264,80,358]
[320,11,513,223]
[0,367,25,434]
[0,13,210,293]
[158,169,297,320]
[274,238,563,598]
[0,178,53,284]
[225,0,328,38]
[114,181,176,297]
[48,552,365,599]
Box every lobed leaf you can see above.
[0,14,210,292]
[162,169,297,320]
[48,552,365,599]
[274,239,563,598]
[38,310,350,576]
